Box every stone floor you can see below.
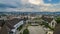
[28,26,46,34]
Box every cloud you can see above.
[5,8,33,12]
[0,3,17,8]
[29,0,41,5]
[0,0,60,12]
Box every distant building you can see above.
[0,16,8,20]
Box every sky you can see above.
[0,0,60,12]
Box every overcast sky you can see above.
[0,0,60,12]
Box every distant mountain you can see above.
[0,12,60,15]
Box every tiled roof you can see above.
[5,18,23,29]
[0,20,5,27]
[0,24,9,34]
[0,18,23,34]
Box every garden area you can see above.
[23,29,29,34]
[41,22,54,31]
[17,25,23,31]
[17,25,29,34]
[55,17,60,24]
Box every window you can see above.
[52,22,54,25]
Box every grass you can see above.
[23,29,29,34]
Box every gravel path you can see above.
[28,26,46,34]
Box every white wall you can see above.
[11,20,24,33]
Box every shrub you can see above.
[20,33,22,34]
[17,25,23,31]
[23,29,29,34]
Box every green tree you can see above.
[23,29,29,34]
[56,17,60,23]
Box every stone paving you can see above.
[28,26,46,34]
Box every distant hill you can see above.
[0,12,60,15]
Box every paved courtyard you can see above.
[28,26,46,34]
